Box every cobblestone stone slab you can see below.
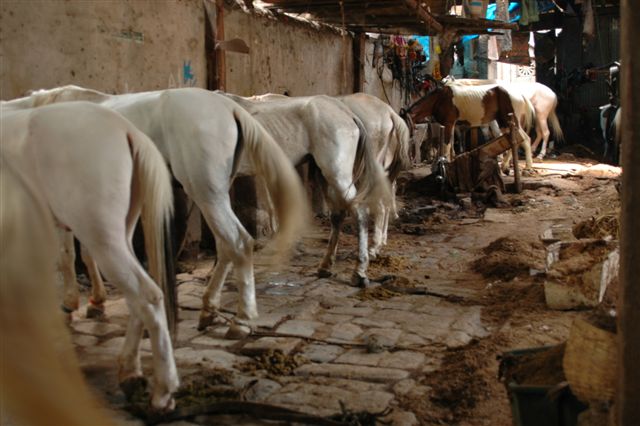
[330,322,363,341]
[300,344,345,363]
[379,350,426,370]
[173,347,251,370]
[267,382,394,417]
[335,349,385,366]
[72,320,123,337]
[241,337,301,355]
[276,319,323,337]
[295,363,409,382]
[351,317,396,328]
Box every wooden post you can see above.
[508,113,522,193]
[618,1,640,424]
[353,32,366,93]
[470,127,479,150]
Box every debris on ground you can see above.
[238,349,308,377]
[174,370,239,409]
[472,237,545,281]
[572,213,619,239]
[356,285,403,301]
[499,343,566,386]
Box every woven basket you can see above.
[563,318,617,403]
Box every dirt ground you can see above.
[70,157,621,426]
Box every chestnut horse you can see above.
[400,84,533,168]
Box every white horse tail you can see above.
[0,157,115,426]
[352,115,393,209]
[521,95,535,133]
[232,107,309,255]
[548,101,564,142]
[126,128,177,336]
[387,111,412,183]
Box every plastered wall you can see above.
[223,6,354,97]
[0,0,206,100]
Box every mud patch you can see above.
[472,237,545,281]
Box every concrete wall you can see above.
[0,0,206,99]
[224,6,353,97]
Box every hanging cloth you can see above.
[519,0,540,25]
[496,0,512,52]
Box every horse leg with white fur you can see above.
[1,103,179,411]
[0,158,115,426]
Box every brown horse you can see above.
[400,84,532,166]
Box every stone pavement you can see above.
[70,224,502,425]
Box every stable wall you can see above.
[224,5,353,96]
[1,0,206,99]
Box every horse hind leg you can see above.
[318,209,346,278]
[351,205,370,288]
[59,229,79,322]
[81,245,107,319]
[87,240,178,411]
[197,199,257,339]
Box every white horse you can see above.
[337,93,411,258]
[6,86,307,337]
[251,93,411,259]
[1,102,178,411]
[446,78,563,159]
[222,92,392,287]
[0,156,115,426]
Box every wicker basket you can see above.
[562,318,617,403]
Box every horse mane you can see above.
[0,156,114,425]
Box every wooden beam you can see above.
[353,32,366,93]
[618,1,640,424]
[403,0,444,33]
[215,0,226,91]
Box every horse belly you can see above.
[452,96,486,127]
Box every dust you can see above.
[573,213,619,239]
[472,237,545,281]
[498,344,566,386]
[237,349,307,377]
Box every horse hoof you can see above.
[151,394,176,413]
[120,376,148,403]
[86,303,106,320]
[197,312,216,331]
[368,249,378,260]
[317,268,333,279]
[225,323,252,340]
[351,273,370,288]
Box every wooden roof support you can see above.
[403,0,444,33]
[619,0,640,424]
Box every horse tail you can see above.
[521,95,535,133]
[548,100,564,142]
[127,128,177,336]
[386,110,412,183]
[351,115,393,209]
[0,157,115,426]
[232,107,308,255]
